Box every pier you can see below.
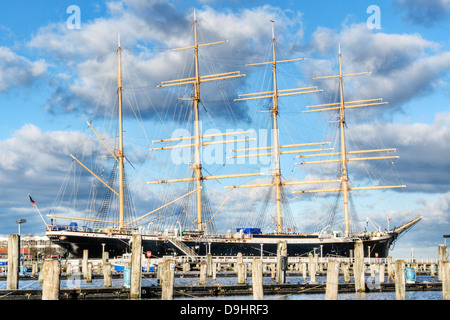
[0,279,443,300]
[0,248,448,300]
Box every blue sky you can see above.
[0,0,449,259]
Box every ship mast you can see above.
[59,38,127,230]
[230,21,323,234]
[270,23,283,235]
[48,35,204,230]
[149,13,261,232]
[192,16,203,232]
[296,47,405,235]
[117,35,125,230]
[337,45,350,235]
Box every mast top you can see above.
[270,20,275,40]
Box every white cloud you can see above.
[350,112,450,193]
[27,1,304,121]
[0,124,102,196]
[305,23,450,113]
[0,124,110,234]
[395,0,450,27]
[382,191,450,258]
[0,47,47,92]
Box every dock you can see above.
[0,259,446,300]
[1,235,449,300]
[0,277,443,300]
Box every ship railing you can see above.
[47,225,83,232]
[63,255,439,268]
[46,224,106,233]
[172,256,439,265]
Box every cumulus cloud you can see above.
[395,0,450,27]
[376,191,450,258]
[304,23,450,116]
[27,1,304,122]
[0,124,102,188]
[0,124,112,234]
[0,119,174,235]
[350,112,450,193]
[0,47,47,92]
[0,125,101,201]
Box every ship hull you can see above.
[46,230,396,259]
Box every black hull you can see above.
[46,231,397,259]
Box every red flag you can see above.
[29,195,36,207]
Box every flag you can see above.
[29,195,36,207]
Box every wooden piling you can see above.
[97,263,102,275]
[207,253,212,277]
[212,262,217,280]
[157,262,163,284]
[237,263,246,284]
[302,262,307,280]
[161,259,175,300]
[103,262,112,288]
[379,264,385,283]
[42,259,61,300]
[7,234,19,290]
[32,262,38,276]
[182,262,190,273]
[431,264,436,278]
[438,245,447,281]
[276,241,287,284]
[102,251,109,264]
[82,249,89,280]
[310,258,317,284]
[86,262,93,283]
[199,262,207,285]
[354,240,365,292]
[343,263,351,283]
[66,262,72,276]
[394,260,406,300]
[370,264,376,278]
[308,253,316,283]
[442,260,450,300]
[130,233,142,300]
[252,259,264,300]
[387,256,394,282]
[325,260,340,300]
[38,263,44,285]
[270,263,276,280]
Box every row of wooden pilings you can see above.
[4,234,450,300]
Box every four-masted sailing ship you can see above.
[45,16,421,259]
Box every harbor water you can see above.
[0,272,443,300]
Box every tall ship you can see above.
[45,16,421,259]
